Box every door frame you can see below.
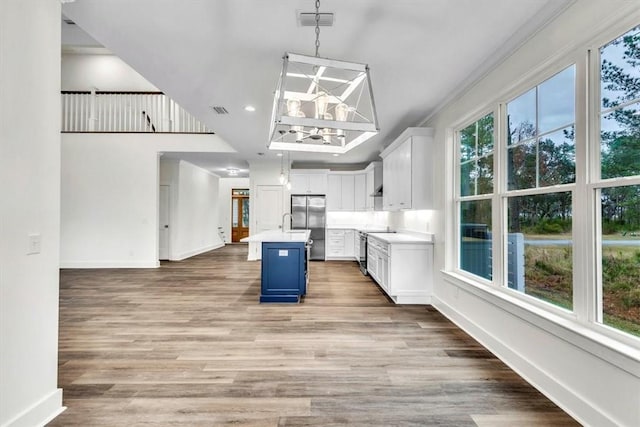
[159,184,171,260]
[231,188,250,242]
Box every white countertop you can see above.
[367,232,434,244]
[327,226,390,233]
[240,229,311,243]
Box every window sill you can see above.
[440,270,640,377]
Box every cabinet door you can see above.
[327,174,342,211]
[378,253,388,291]
[367,246,378,279]
[365,169,374,210]
[341,175,355,211]
[382,157,392,210]
[354,174,366,211]
[290,174,309,194]
[344,230,355,257]
[308,174,327,194]
[396,140,412,209]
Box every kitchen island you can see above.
[241,230,311,303]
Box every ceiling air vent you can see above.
[298,12,334,27]
[211,106,229,115]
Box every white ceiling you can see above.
[61,0,570,175]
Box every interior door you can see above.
[256,185,284,232]
[231,189,250,242]
[250,185,284,260]
[159,185,170,260]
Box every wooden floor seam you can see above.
[50,244,579,426]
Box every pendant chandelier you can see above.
[268,0,379,154]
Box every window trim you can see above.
[455,110,497,283]
[441,270,640,373]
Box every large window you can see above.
[453,23,640,341]
[458,113,494,280]
[597,26,640,337]
[505,66,576,310]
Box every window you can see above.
[597,26,640,337]
[457,113,494,280]
[507,66,576,190]
[452,22,640,342]
[505,66,576,309]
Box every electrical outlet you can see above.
[27,234,41,255]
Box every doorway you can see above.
[231,189,250,242]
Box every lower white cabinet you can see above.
[326,229,355,260]
[367,235,433,304]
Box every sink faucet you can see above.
[281,212,293,232]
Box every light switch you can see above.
[27,233,41,255]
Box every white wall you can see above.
[62,53,158,92]
[61,133,234,268]
[426,2,640,426]
[0,1,64,426]
[173,160,224,259]
[218,177,250,244]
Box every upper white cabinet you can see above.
[354,173,366,211]
[365,162,382,211]
[327,173,357,211]
[380,128,434,211]
[290,171,328,194]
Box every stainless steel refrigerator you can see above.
[291,195,326,261]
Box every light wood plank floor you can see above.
[50,245,579,426]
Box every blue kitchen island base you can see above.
[260,241,308,303]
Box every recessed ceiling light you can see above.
[244,105,256,112]
[332,153,340,157]
[276,153,283,157]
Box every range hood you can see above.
[371,185,383,197]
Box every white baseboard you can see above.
[1,389,64,427]
[392,292,431,304]
[432,296,619,427]
[59,260,160,269]
[171,242,224,261]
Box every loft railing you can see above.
[61,91,213,134]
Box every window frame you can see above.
[449,18,640,349]
[455,110,498,285]
[589,25,640,344]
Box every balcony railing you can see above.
[61,91,213,133]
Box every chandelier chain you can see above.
[314,0,320,57]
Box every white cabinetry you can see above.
[365,162,382,211]
[367,237,389,291]
[326,229,355,259]
[367,234,433,304]
[327,173,355,211]
[380,128,434,211]
[354,173,366,211]
[290,171,328,194]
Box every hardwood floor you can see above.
[50,245,579,426]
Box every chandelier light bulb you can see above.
[335,103,349,121]
[279,172,286,184]
[287,99,301,116]
[315,91,329,119]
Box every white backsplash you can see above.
[327,210,433,233]
[388,210,433,233]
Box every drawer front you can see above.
[328,237,345,247]
[327,229,346,237]
[328,247,345,256]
